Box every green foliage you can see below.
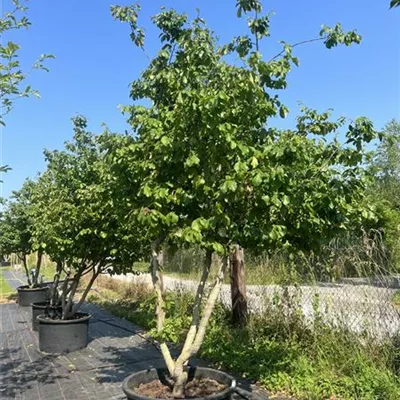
[0,179,42,286]
[107,2,377,263]
[31,117,140,273]
[367,120,400,266]
[0,269,14,295]
[390,0,400,8]
[0,0,54,126]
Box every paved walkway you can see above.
[0,301,169,400]
[0,269,273,400]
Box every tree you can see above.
[370,120,400,208]
[30,116,138,319]
[109,1,378,396]
[0,0,54,174]
[366,119,400,265]
[0,179,43,286]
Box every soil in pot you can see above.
[136,378,227,398]
[123,367,236,400]
[37,312,91,354]
[17,285,49,307]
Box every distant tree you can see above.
[0,179,44,286]
[367,120,400,265]
[0,0,54,174]
[370,120,400,208]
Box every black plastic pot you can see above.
[17,285,49,307]
[31,302,62,331]
[37,312,91,354]
[122,367,236,400]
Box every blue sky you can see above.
[1,0,399,198]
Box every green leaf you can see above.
[282,195,290,206]
[225,180,237,192]
[185,153,200,167]
[251,173,262,187]
[212,242,225,254]
[166,212,179,225]
[143,185,152,197]
[250,156,259,168]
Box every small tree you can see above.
[366,119,400,265]
[0,179,43,286]
[30,117,137,318]
[0,0,54,175]
[109,1,378,396]
[0,0,54,125]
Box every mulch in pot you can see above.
[135,377,227,399]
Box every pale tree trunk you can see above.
[230,245,248,327]
[51,261,62,307]
[150,238,175,377]
[63,274,80,320]
[20,254,32,287]
[71,267,100,315]
[172,253,228,398]
[33,250,43,286]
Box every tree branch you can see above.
[150,237,175,376]
[175,249,212,367]
[189,254,228,357]
[268,37,324,62]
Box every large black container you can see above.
[17,285,49,307]
[37,312,91,354]
[122,367,236,400]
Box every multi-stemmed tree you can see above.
[30,116,138,319]
[107,0,379,396]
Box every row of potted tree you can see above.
[0,1,381,399]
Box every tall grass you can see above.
[162,230,398,285]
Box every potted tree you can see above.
[30,116,137,353]
[0,180,48,307]
[107,1,378,399]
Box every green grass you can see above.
[392,291,400,308]
[0,269,14,296]
[39,262,57,281]
[88,277,400,400]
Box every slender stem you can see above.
[268,37,324,62]
[61,277,69,317]
[72,267,100,315]
[20,254,32,287]
[175,250,212,366]
[51,261,62,307]
[255,9,259,52]
[189,254,228,356]
[150,237,175,376]
[34,249,43,286]
[172,252,227,398]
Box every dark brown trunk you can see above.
[230,245,248,327]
